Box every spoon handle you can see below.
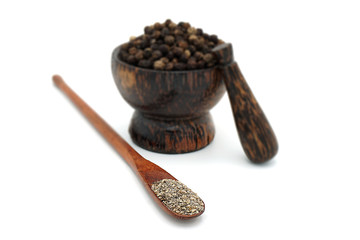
[221,62,278,163]
[52,75,141,169]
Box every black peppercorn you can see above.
[133,39,142,48]
[140,39,149,49]
[151,44,159,50]
[164,35,175,45]
[143,48,152,59]
[202,46,211,53]
[165,62,174,70]
[158,44,169,55]
[187,57,197,69]
[173,47,184,57]
[152,50,163,60]
[180,53,188,63]
[184,49,191,58]
[188,34,198,44]
[203,53,214,63]
[160,57,169,64]
[135,50,144,61]
[174,62,186,70]
[209,34,218,44]
[194,51,203,60]
[179,22,190,29]
[174,29,184,36]
[119,50,129,61]
[126,55,137,64]
[167,51,174,60]
[197,60,205,69]
[156,39,164,45]
[154,60,166,70]
[168,22,177,29]
[161,27,170,37]
[208,41,215,48]
[187,27,196,35]
[178,40,188,49]
[154,22,162,30]
[165,19,172,26]
[144,26,154,35]
[119,19,223,70]
[138,59,153,68]
[194,40,204,51]
[175,35,184,42]
[152,30,161,39]
[128,47,137,55]
[188,45,196,54]
[121,43,130,51]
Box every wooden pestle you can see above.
[213,43,278,163]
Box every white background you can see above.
[1,0,359,239]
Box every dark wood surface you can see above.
[112,45,226,153]
[129,111,215,153]
[213,44,278,163]
[52,75,204,219]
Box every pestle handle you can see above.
[213,43,278,163]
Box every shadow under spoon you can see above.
[52,75,205,219]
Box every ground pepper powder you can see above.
[151,179,205,215]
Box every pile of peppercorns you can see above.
[118,19,224,70]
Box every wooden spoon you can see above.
[213,43,278,163]
[52,75,204,219]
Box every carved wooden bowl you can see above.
[111,45,226,153]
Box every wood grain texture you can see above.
[112,45,226,153]
[52,75,204,219]
[214,43,278,163]
[130,111,214,153]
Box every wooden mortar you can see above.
[111,45,226,153]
